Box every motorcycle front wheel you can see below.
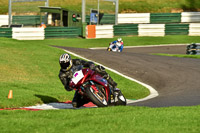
[86,86,108,107]
[115,91,127,106]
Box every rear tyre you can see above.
[86,86,108,107]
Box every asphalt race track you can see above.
[55,45,200,107]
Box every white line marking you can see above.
[63,49,159,104]
[23,103,97,110]
[24,103,73,110]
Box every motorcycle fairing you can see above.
[91,74,108,87]
[90,74,110,101]
[71,70,84,84]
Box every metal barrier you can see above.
[189,23,200,36]
[96,25,113,38]
[0,15,9,27]
[150,13,181,23]
[0,28,12,38]
[181,12,200,23]
[99,14,115,25]
[114,24,138,36]
[138,24,165,36]
[165,24,189,35]
[45,27,82,38]
[12,27,45,40]
[12,15,46,26]
[86,25,96,39]
[86,14,115,25]
[118,13,150,24]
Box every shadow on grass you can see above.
[181,0,200,11]
[35,94,59,103]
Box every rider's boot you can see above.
[72,91,78,108]
[72,90,90,108]
[107,76,121,103]
[107,76,118,92]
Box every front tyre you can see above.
[86,86,108,107]
[107,48,112,51]
[115,91,127,106]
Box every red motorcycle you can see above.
[69,65,126,107]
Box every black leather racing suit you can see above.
[58,59,117,108]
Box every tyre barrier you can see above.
[186,43,200,55]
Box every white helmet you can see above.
[59,53,73,71]
[117,38,122,42]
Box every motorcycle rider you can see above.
[108,38,124,52]
[58,53,118,108]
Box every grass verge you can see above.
[0,106,200,133]
[44,35,200,48]
[153,53,200,59]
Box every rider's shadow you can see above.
[34,94,75,109]
[35,94,59,103]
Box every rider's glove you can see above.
[89,64,96,70]
[95,65,105,72]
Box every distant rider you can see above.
[58,53,118,108]
[108,38,124,52]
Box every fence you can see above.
[12,15,46,26]
[189,23,200,36]
[86,23,193,38]
[0,24,199,40]
[96,25,113,38]
[0,27,82,40]
[118,12,200,24]
[1,12,200,39]
[0,28,12,38]
[12,28,45,40]
[114,24,138,36]
[86,14,115,25]
[181,12,200,23]
[165,24,189,35]
[118,13,150,24]
[1,12,200,27]
[138,24,165,36]
[86,25,96,39]
[45,27,82,38]
[150,13,181,23]
[0,15,9,27]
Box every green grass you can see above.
[44,35,200,48]
[153,53,200,59]
[0,0,200,14]
[0,106,200,133]
[1,36,200,132]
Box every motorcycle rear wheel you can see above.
[86,86,108,107]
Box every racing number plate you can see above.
[72,70,84,84]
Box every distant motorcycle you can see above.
[186,43,200,55]
[107,42,122,52]
[69,65,126,107]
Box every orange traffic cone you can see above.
[8,90,13,99]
